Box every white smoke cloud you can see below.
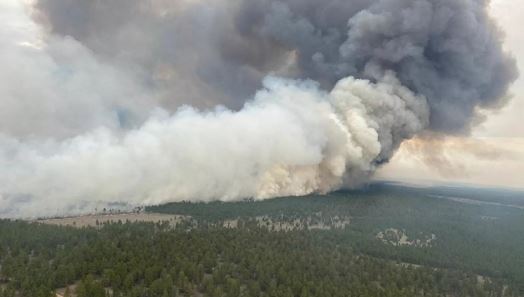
[0,73,427,217]
[0,0,514,218]
[0,0,154,139]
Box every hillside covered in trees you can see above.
[1,183,524,297]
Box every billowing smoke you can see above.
[0,0,517,217]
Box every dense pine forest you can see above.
[1,184,524,297]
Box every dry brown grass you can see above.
[36,213,189,228]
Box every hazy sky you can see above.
[377,0,524,189]
[477,0,524,138]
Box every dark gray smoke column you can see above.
[240,0,518,133]
[34,0,517,134]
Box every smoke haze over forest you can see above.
[0,0,518,217]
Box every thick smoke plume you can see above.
[0,0,517,217]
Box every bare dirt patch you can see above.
[36,213,190,228]
[250,215,350,231]
[377,228,436,248]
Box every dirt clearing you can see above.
[36,213,189,228]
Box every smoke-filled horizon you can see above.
[0,0,517,217]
